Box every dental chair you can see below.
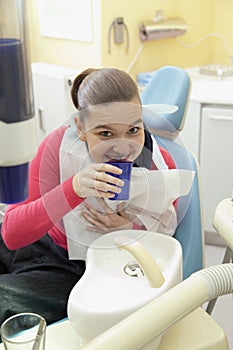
[75,67,230,349]
[141,65,204,279]
[16,66,230,350]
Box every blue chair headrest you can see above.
[141,66,190,131]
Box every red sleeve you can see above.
[158,147,176,170]
[2,126,83,250]
[150,147,176,170]
[159,146,178,208]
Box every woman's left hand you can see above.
[81,198,133,233]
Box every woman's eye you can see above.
[128,127,139,134]
[100,131,112,137]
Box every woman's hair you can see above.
[71,68,141,110]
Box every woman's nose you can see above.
[111,139,131,156]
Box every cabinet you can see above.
[181,99,233,238]
[200,106,233,233]
[179,68,233,240]
[31,63,79,145]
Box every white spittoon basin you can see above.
[67,230,183,349]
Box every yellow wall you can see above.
[101,0,214,78]
[26,0,102,68]
[213,0,233,64]
[26,0,233,81]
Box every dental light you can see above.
[139,10,187,42]
[0,0,37,204]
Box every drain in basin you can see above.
[124,261,144,278]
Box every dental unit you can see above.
[0,0,37,204]
[68,228,233,349]
[68,230,183,349]
[80,263,233,350]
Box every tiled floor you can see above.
[204,244,233,349]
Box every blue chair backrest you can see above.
[141,66,204,279]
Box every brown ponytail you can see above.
[71,68,97,109]
[71,67,140,111]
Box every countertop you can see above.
[186,66,233,105]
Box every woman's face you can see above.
[75,100,144,163]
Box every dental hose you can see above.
[81,264,233,350]
[197,263,233,301]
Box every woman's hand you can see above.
[72,163,124,199]
[81,198,133,233]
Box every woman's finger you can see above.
[94,180,122,195]
[87,225,108,233]
[81,210,106,228]
[117,203,128,218]
[83,204,111,226]
[95,198,115,214]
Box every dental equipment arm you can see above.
[81,264,233,350]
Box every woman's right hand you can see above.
[72,163,124,198]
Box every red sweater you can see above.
[2,126,175,251]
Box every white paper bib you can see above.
[60,126,194,260]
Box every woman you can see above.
[0,68,176,325]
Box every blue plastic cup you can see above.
[106,161,133,200]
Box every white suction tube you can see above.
[81,264,233,350]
